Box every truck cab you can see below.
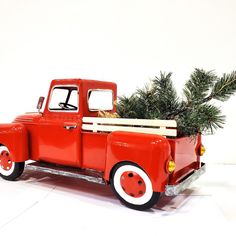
[0,78,205,210]
[15,79,116,167]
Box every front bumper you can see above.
[165,163,206,196]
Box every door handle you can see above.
[64,125,77,130]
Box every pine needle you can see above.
[210,71,236,101]
[117,69,236,137]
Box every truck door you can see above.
[38,85,82,166]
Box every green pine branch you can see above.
[136,83,160,119]
[117,69,236,137]
[177,104,225,136]
[183,69,217,104]
[209,71,236,101]
[116,95,139,118]
[152,72,180,119]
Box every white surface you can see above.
[0,0,236,163]
[0,163,235,236]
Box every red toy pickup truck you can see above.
[0,79,205,210]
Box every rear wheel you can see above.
[0,146,25,181]
[110,162,160,210]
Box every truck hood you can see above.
[14,113,42,123]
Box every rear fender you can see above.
[104,131,171,192]
[0,123,29,162]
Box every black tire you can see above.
[0,146,25,181]
[110,162,160,210]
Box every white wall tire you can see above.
[0,145,25,181]
[111,162,160,210]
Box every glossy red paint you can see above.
[82,132,108,171]
[0,151,12,170]
[167,135,201,185]
[196,134,202,167]
[104,131,172,192]
[0,123,28,162]
[13,79,117,168]
[0,78,203,197]
[36,113,81,166]
[120,171,146,198]
[43,79,117,118]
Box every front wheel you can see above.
[110,162,160,210]
[0,146,25,181]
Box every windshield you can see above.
[49,86,78,112]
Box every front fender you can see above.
[104,131,171,192]
[0,123,28,162]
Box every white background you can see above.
[0,1,236,233]
[0,0,236,164]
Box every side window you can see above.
[49,86,79,112]
[88,90,113,111]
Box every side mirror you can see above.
[37,96,45,112]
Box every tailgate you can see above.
[168,135,202,185]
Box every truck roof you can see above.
[50,78,116,87]
[46,78,117,117]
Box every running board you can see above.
[26,162,105,185]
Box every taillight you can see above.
[199,145,206,156]
[166,160,176,173]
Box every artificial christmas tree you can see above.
[117,69,236,137]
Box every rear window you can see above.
[88,90,113,111]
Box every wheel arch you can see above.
[0,123,29,162]
[104,131,171,192]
